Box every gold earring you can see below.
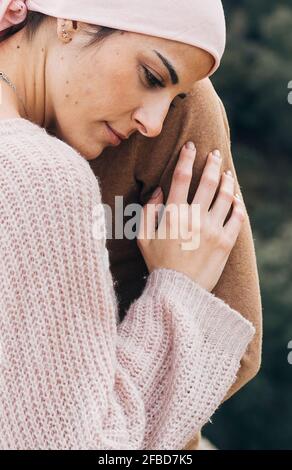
[62,28,72,41]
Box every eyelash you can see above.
[142,66,185,109]
[143,66,164,88]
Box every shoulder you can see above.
[190,78,221,107]
[0,119,109,262]
[0,118,102,206]
[188,79,228,127]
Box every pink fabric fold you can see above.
[0,0,226,76]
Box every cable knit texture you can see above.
[0,118,255,450]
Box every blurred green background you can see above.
[204,0,292,449]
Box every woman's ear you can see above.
[0,0,28,33]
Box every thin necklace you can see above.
[0,70,28,118]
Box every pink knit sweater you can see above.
[0,118,255,450]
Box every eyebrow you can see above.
[153,49,179,85]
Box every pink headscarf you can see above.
[0,0,226,76]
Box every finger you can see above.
[192,150,223,214]
[167,142,196,205]
[210,170,235,225]
[137,188,164,241]
[223,194,246,246]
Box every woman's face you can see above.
[47,21,214,160]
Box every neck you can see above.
[0,27,55,129]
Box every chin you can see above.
[83,152,103,161]
[54,124,105,161]
[74,142,105,161]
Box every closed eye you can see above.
[142,66,165,88]
[142,66,189,109]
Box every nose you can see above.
[132,97,171,138]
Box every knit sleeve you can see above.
[0,136,255,450]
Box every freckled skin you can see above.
[0,19,214,160]
[46,26,213,160]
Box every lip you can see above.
[105,122,124,146]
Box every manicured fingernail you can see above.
[152,187,162,199]
[235,193,241,200]
[213,149,221,159]
[225,170,233,177]
[185,141,195,151]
